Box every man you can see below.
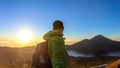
[43,20,68,68]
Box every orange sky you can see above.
[0,37,120,48]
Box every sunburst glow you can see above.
[17,29,33,43]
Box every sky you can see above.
[0,0,120,47]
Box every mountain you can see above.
[67,35,120,56]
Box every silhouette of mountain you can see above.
[67,35,120,56]
[91,34,110,41]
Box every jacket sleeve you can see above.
[43,31,51,40]
[43,30,63,40]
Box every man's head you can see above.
[53,20,64,30]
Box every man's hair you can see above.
[53,20,64,30]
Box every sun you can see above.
[17,29,33,43]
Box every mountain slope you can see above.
[67,35,120,56]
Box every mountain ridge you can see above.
[67,35,120,56]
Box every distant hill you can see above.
[67,35,120,56]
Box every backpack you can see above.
[32,42,52,68]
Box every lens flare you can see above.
[17,29,33,43]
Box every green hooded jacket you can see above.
[43,30,68,68]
